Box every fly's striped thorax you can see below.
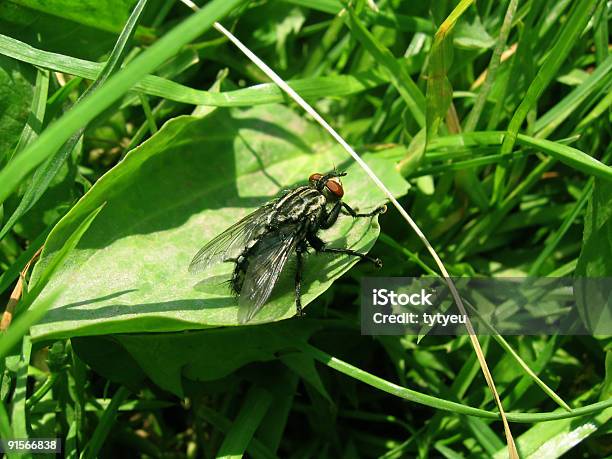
[272,186,326,224]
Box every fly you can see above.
[189,171,386,323]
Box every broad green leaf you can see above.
[453,16,495,49]
[71,336,147,389]
[29,105,409,341]
[117,320,325,396]
[0,2,120,60]
[8,0,154,40]
[0,55,35,165]
[280,351,331,402]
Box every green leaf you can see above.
[29,105,408,341]
[117,320,324,397]
[71,336,147,389]
[0,2,120,60]
[0,204,104,360]
[280,351,331,402]
[8,0,154,40]
[453,16,495,49]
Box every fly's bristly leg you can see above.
[341,202,387,218]
[320,247,383,268]
[307,234,383,268]
[294,242,307,317]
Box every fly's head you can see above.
[309,171,346,202]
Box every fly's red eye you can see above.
[309,173,323,182]
[326,180,344,198]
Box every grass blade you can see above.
[216,385,273,459]
[300,343,612,423]
[426,0,472,142]
[534,54,612,138]
[80,386,130,459]
[516,134,612,181]
[346,9,426,127]
[0,402,19,459]
[492,0,598,202]
[464,0,519,132]
[0,33,395,108]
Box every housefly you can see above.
[189,171,386,323]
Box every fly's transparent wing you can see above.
[238,224,305,323]
[188,204,273,274]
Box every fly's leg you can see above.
[342,202,387,218]
[307,234,382,268]
[294,242,308,317]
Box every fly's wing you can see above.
[238,224,305,323]
[188,204,273,274]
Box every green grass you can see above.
[0,1,610,458]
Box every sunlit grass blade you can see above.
[534,54,612,138]
[0,0,244,207]
[517,135,612,180]
[492,0,598,203]
[216,385,273,459]
[10,336,31,445]
[0,34,396,107]
[426,0,489,210]
[346,9,425,127]
[0,402,19,459]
